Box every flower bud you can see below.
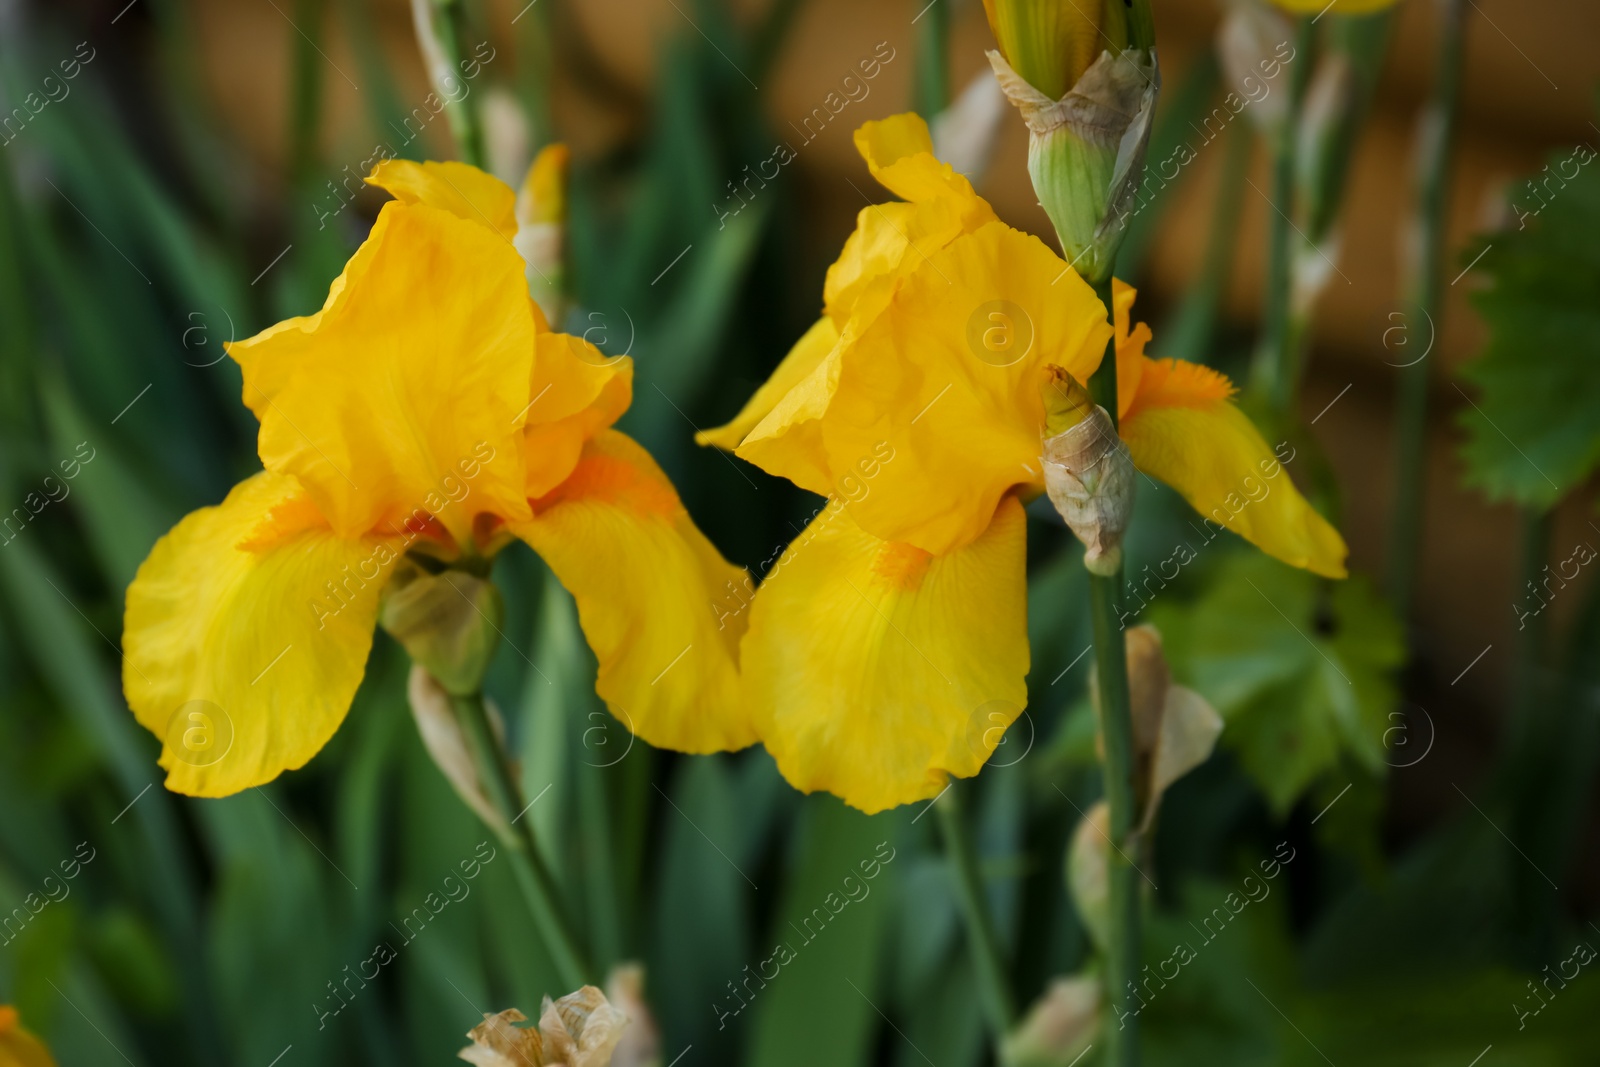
[1001,975,1100,1067]
[985,1,1159,283]
[379,558,504,696]
[1040,366,1135,575]
[1066,800,1111,951]
[516,143,571,325]
[406,665,511,837]
[1090,625,1223,832]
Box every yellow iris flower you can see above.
[0,1008,53,1067]
[700,114,1346,814]
[124,157,749,797]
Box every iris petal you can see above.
[742,495,1030,814]
[514,431,753,753]
[123,472,403,797]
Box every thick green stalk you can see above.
[430,0,488,169]
[1252,17,1317,414]
[914,0,951,119]
[935,785,1016,1040]
[288,0,325,186]
[1087,276,1140,1067]
[452,691,592,989]
[1507,509,1551,757]
[1386,0,1466,619]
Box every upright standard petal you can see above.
[523,332,633,499]
[742,496,1030,814]
[513,431,752,753]
[820,221,1110,554]
[227,202,535,543]
[698,316,836,452]
[366,158,518,240]
[123,472,404,796]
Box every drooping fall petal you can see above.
[742,496,1029,814]
[1110,283,1348,578]
[227,201,534,545]
[514,431,752,753]
[1122,402,1348,578]
[123,472,404,796]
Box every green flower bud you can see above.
[379,557,504,696]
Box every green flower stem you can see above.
[451,690,592,989]
[914,0,951,119]
[1508,508,1551,754]
[1252,17,1317,414]
[430,0,488,170]
[288,0,325,186]
[935,784,1016,1041]
[1088,275,1141,1067]
[1386,0,1466,620]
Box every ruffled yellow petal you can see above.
[513,431,752,753]
[743,496,1030,814]
[819,220,1111,554]
[854,114,991,212]
[227,201,535,544]
[826,116,997,324]
[733,333,844,499]
[523,333,633,498]
[0,1007,55,1067]
[123,472,403,797]
[366,158,517,240]
[1122,402,1348,578]
[699,316,836,452]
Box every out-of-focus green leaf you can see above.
[746,798,903,1067]
[650,757,751,1057]
[1151,554,1402,816]
[1458,129,1600,509]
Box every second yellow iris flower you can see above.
[701,114,1346,814]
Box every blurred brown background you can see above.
[186,0,1600,845]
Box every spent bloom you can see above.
[459,986,627,1067]
[699,114,1345,813]
[124,156,748,796]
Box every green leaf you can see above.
[1458,132,1600,508]
[745,798,903,1067]
[1151,554,1403,816]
